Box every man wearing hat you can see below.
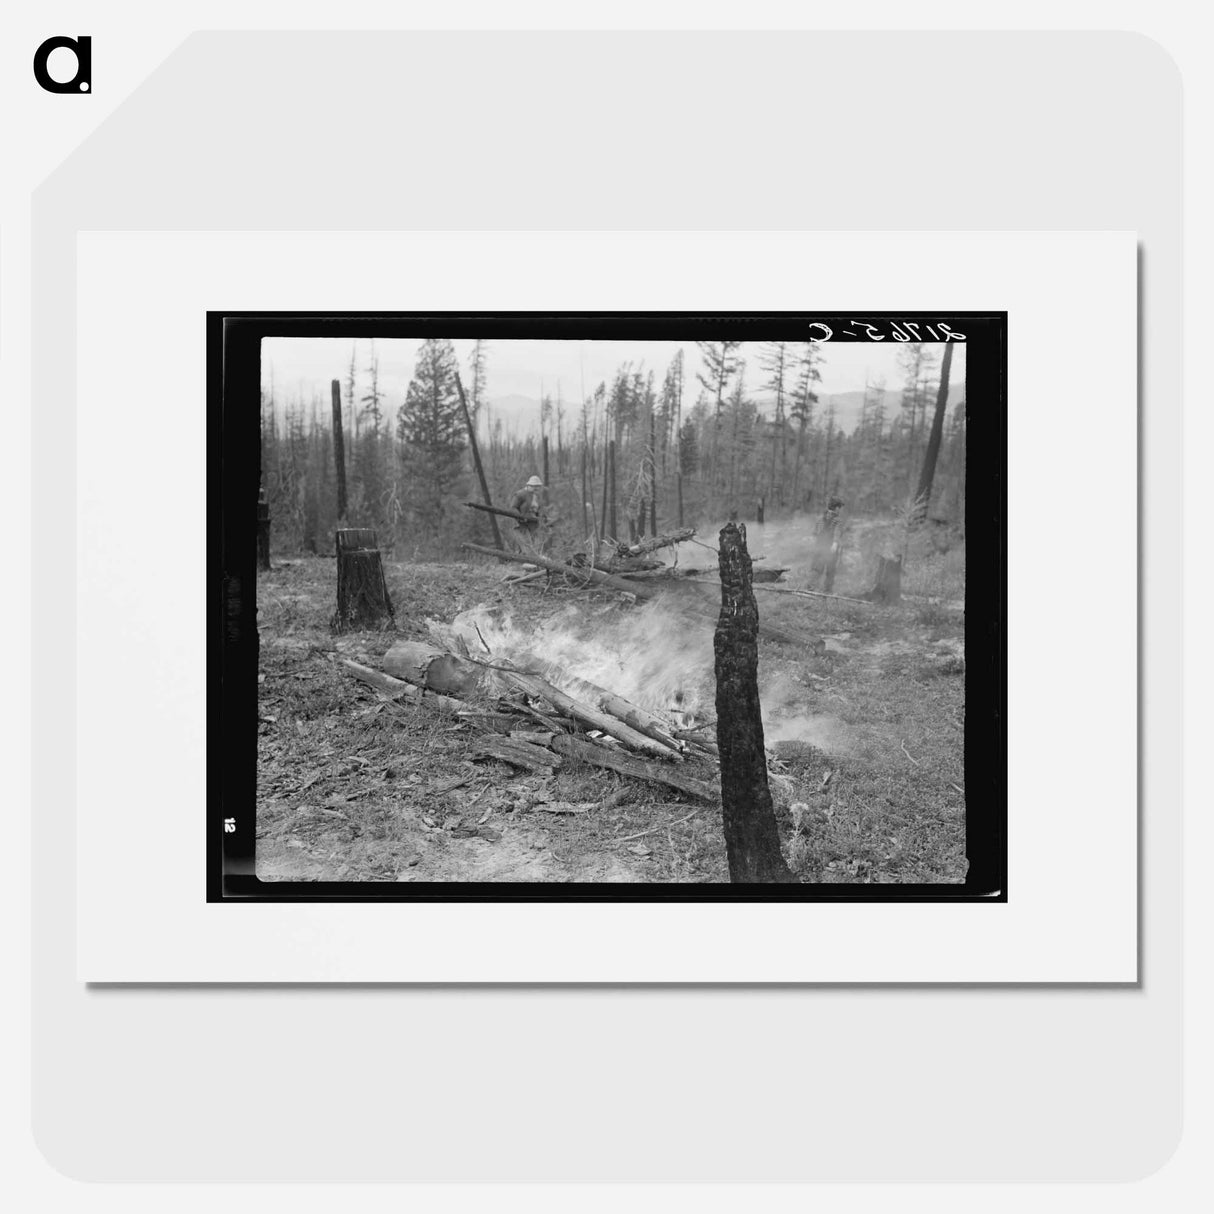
[811,494,845,592]
[508,474,547,553]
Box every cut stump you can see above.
[867,555,903,605]
[331,528,394,633]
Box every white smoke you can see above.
[430,595,855,755]
[438,598,715,723]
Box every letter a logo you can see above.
[33,36,92,93]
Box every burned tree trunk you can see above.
[608,440,618,542]
[330,379,348,523]
[867,555,903,605]
[649,407,658,537]
[600,439,610,545]
[331,528,394,633]
[914,341,955,514]
[455,371,503,550]
[714,522,796,883]
[256,488,271,571]
[581,447,589,541]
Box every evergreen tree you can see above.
[680,416,699,477]
[819,400,838,503]
[659,350,684,474]
[696,340,740,483]
[789,342,823,508]
[396,339,467,537]
[609,363,636,446]
[358,344,386,525]
[467,339,489,430]
[758,341,791,504]
[723,362,756,507]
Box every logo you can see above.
[33,35,91,93]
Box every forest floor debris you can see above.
[256,553,967,884]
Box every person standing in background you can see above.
[509,474,546,554]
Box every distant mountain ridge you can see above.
[482,382,966,438]
[816,381,966,434]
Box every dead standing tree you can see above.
[256,486,271,572]
[714,522,796,883]
[330,378,348,523]
[455,370,503,550]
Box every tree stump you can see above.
[330,528,395,633]
[714,522,796,883]
[867,555,903,605]
[256,490,271,572]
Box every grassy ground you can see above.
[256,541,966,884]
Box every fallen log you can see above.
[383,640,497,698]
[463,542,665,599]
[601,556,663,574]
[487,664,684,762]
[465,500,530,523]
[509,730,557,747]
[677,734,720,759]
[620,527,696,557]
[750,584,874,606]
[508,699,569,734]
[613,568,694,584]
[512,650,685,755]
[457,709,520,732]
[339,659,466,716]
[381,642,679,759]
[472,736,561,774]
[550,734,717,801]
[463,542,818,648]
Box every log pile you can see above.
[462,542,817,649]
[340,641,721,802]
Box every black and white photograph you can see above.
[214,313,1004,899]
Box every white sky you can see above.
[260,337,966,418]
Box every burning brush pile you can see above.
[337,586,845,812]
[333,517,873,815]
[339,598,725,804]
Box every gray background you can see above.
[32,31,1180,1180]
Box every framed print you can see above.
[74,230,1135,981]
[213,311,1004,903]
